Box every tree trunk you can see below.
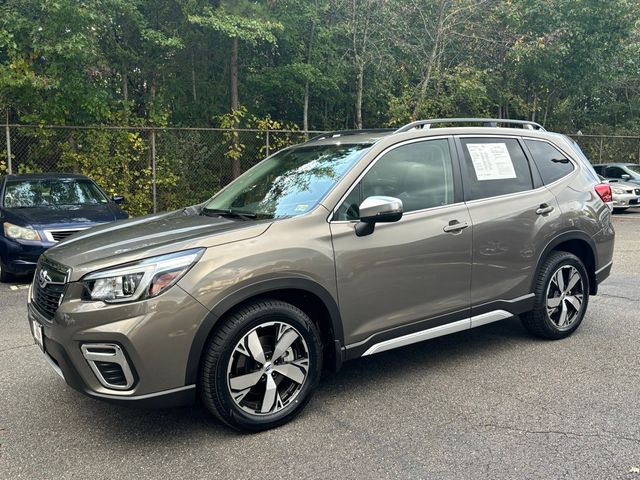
[122,71,128,102]
[355,62,364,129]
[303,80,309,133]
[230,37,241,179]
[191,50,197,103]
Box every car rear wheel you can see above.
[521,251,589,339]
[199,299,322,431]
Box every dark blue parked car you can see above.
[0,173,128,282]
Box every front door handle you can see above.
[536,204,555,215]
[443,220,469,233]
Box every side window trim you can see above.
[454,135,537,202]
[329,136,463,222]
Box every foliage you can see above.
[1,0,640,213]
[56,129,178,216]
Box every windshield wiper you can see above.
[201,208,258,221]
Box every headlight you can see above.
[3,222,41,241]
[611,187,624,195]
[82,248,204,303]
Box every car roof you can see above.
[2,173,91,181]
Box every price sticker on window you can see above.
[466,143,516,181]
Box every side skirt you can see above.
[360,310,512,357]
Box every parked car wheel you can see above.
[199,299,323,431]
[521,251,589,339]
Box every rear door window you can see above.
[458,137,534,201]
[525,139,575,185]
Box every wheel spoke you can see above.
[272,328,300,362]
[565,295,582,312]
[554,269,566,292]
[246,330,267,365]
[261,374,282,413]
[229,370,263,391]
[557,300,568,326]
[566,269,581,292]
[274,358,309,385]
[547,297,562,309]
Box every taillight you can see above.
[594,183,612,203]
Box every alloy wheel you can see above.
[226,321,310,416]
[545,265,584,330]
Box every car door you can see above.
[329,137,472,349]
[455,135,562,314]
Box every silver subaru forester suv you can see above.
[28,119,614,431]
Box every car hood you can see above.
[43,208,273,281]
[608,180,640,190]
[4,204,123,228]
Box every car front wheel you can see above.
[199,299,322,431]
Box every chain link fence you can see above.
[0,125,321,216]
[1,125,639,216]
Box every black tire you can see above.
[521,251,589,340]
[199,299,323,432]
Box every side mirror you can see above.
[112,195,125,204]
[621,174,631,181]
[355,196,403,237]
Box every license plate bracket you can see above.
[32,320,44,352]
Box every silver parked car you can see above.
[28,118,614,431]
[598,175,640,211]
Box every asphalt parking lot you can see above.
[1,211,639,480]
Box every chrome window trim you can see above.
[326,135,454,223]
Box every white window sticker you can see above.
[466,143,516,181]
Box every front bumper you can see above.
[0,236,51,274]
[28,281,210,407]
[612,192,640,209]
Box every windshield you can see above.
[3,179,109,208]
[627,164,640,175]
[204,143,372,218]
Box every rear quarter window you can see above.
[525,139,575,185]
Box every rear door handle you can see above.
[536,204,555,215]
[443,220,469,233]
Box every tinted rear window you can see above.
[525,139,575,185]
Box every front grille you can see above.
[49,230,81,242]
[94,362,127,386]
[32,259,69,321]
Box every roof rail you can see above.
[394,118,545,133]
[309,128,395,142]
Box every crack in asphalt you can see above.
[0,343,35,353]
[597,290,640,302]
[480,423,640,445]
